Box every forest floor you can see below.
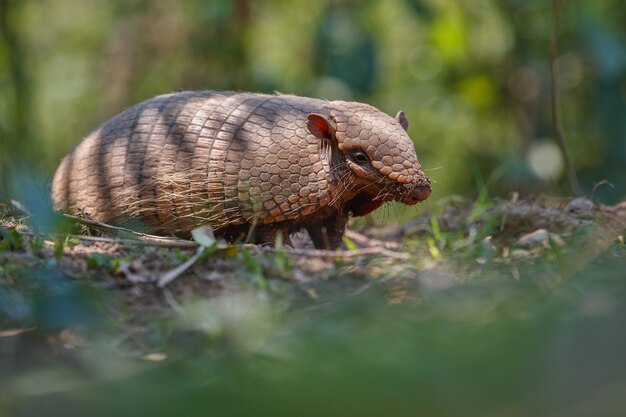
[1,194,626,416]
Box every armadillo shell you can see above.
[51,91,334,234]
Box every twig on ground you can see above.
[157,247,204,287]
[0,327,37,338]
[66,233,198,248]
[344,229,402,250]
[62,214,197,247]
[260,246,410,260]
[162,288,185,314]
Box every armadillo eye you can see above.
[352,151,369,165]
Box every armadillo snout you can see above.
[410,185,431,202]
[401,180,431,205]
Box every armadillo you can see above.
[51,91,431,249]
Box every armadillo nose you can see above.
[412,185,431,201]
[400,182,430,206]
[403,184,431,205]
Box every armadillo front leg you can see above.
[305,212,348,250]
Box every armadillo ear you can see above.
[395,111,409,131]
[307,113,337,140]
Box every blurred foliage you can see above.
[1,0,626,202]
[2,1,626,415]
[1,234,626,416]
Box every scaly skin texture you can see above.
[51,91,431,249]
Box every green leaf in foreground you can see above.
[191,226,216,247]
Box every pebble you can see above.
[517,228,565,248]
[517,229,550,247]
[566,197,594,218]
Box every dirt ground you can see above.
[2,195,625,329]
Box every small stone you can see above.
[566,197,594,218]
[129,259,143,273]
[517,229,550,247]
[205,271,224,281]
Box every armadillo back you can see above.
[51,91,331,234]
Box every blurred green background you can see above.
[1,0,625,202]
[2,2,626,416]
